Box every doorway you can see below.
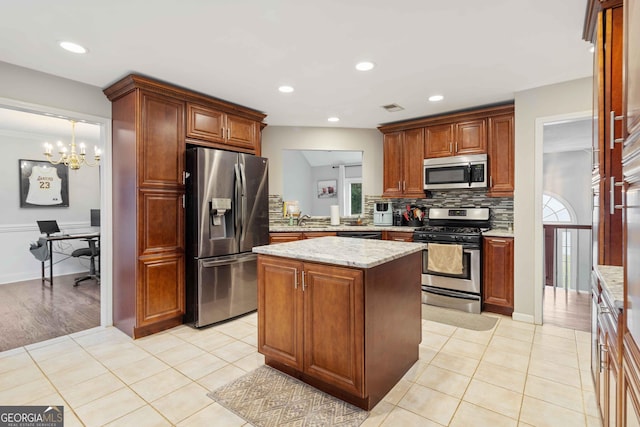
[0,98,112,350]
[540,115,593,331]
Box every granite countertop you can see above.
[253,236,427,269]
[594,264,624,310]
[482,229,514,238]
[269,225,421,232]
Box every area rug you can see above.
[208,365,369,427]
[422,304,498,331]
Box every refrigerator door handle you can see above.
[201,253,257,268]
[234,163,243,242]
[239,162,248,242]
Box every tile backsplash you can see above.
[270,189,513,230]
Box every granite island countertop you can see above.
[252,236,427,269]
[482,229,514,238]
[594,264,624,311]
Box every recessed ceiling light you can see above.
[278,85,294,93]
[59,41,87,54]
[589,45,595,53]
[428,95,444,102]
[327,117,340,122]
[355,61,375,71]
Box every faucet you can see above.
[297,214,312,226]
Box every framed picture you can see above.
[317,179,337,199]
[19,159,69,207]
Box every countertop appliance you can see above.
[413,207,490,314]
[423,154,487,190]
[185,146,269,328]
[373,201,393,226]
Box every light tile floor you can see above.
[0,311,602,426]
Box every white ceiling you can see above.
[0,0,593,129]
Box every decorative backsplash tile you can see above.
[270,190,513,230]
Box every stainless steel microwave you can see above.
[423,154,487,190]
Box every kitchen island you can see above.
[252,236,426,410]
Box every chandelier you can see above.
[43,120,101,170]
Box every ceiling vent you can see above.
[381,103,404,112]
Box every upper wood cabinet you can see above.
[139,92,185,188]
[425,119,486,158]
[187,103,259,152]
[379,103,514,198]
[104,74,266,339]
[588,6,624,266]
[382,128,425,198]
[487,113,515,197]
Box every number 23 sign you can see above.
[19,159,69,208]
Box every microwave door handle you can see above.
[467,163,472,187]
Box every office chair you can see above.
[71,238,100,285]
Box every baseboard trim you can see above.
[512,311,537,325]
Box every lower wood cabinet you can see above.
[258,257,364,396]
[257,252,421,410]
[269,231,337,244]
[623,334,640,427]
[384,231,413,242]
[269,232,302,244]
[482,236,514,315]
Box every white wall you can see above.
[0,60,113,325]
[282,150,313,214]
[543,150,592,225]
[0,130,100,283]
[514,77,593,323]
[262,126,383,197]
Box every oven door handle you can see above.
[424,286,481,301]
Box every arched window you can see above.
[542,194,574,223]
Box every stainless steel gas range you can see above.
[413,207,490,314]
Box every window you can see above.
[542,194,572,223]
[344,178,362,216]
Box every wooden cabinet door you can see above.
[303,263,364,397]
[482,237,514,315]
[186,103,225,143]
[137,253,185,329]
[385,231,413,242]
[383,132,404,197]
[269,232,303,244]
[139,189,185,256]
[623,342,640,427]
[402,128,425,197]
[487,114,515,197]
[455,119,486,155]
[303,232,337,239]
[139,92,185,188]
[425,124,454,158]
[258,256,304,371]
[226,114,258,150]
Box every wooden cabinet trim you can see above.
[378,103,514,133]
[105,74,266,122]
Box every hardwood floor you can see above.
[0,273,100,351]
[543,285,591,332]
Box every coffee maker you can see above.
[373,201,393,226]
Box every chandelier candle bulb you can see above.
[43,120,101,170]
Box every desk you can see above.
[42,233,100,286]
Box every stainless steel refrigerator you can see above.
[185,146,269,328]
